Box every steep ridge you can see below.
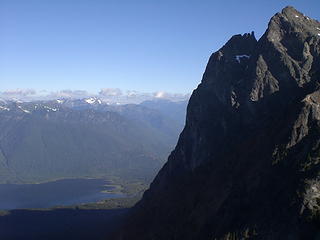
[119,7,320,239]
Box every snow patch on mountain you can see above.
[235,54,250,63]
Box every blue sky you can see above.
[0,0,319,96]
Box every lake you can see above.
[0,178,124,210]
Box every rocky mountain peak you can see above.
[248,6,320,103]
[119,7,320,240]
[268,6,320,38]
[264,6,320,51]
[200,32,257,108]
[217,32,257,58]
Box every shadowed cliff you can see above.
[118,6,320,240]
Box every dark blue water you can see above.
[0,178,124,210]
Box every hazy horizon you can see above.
[0,88,191,103]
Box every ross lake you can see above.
[0,178,124,210]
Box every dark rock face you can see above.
[119,6,320,240]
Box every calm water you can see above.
[0,178,124,210]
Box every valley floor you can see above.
[0,197,139,240]
[0,207,126,240]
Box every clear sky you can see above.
[1,0,319,95]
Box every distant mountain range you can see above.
[0,98,187,183]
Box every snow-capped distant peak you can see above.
[0,99,7,104]
[85,97,96,104]
[44,106,58,112]
[17,105,31,113]
[84,97,102,104]
[56,99,64,104]
[0,106,10,111]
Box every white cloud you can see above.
[1,88,37,97]
[153,91,167,98]
[153,91,191,101]
[48,90,91,99]
[126,90,140,97]
[99,88,122,97]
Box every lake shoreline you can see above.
[0,178,128,211]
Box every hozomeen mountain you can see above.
[118,6,320,240]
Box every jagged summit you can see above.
[281,5,303,16]
[200,31,257,106]
[218,32,257,57]
[281,5,319,25]
[265,6,320,43]
[201,5,320,106]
